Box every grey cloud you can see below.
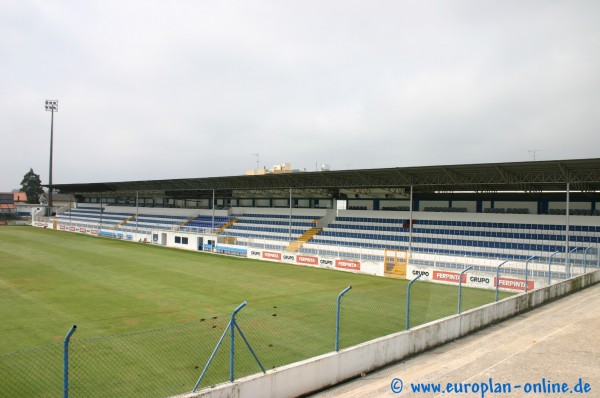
[1,1,599,190]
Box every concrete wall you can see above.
[420,200,449,210]
[347,200,373,210]
[82,204,229,218]
[181,270,600,398]
[246,248,384,277]
[52,223,152,242]
[550,201,590,210]
[231,207,327,217]
[256,199,270,207]
[335,208,600,226]
[491,200,537,213]
[272,199,288,207]
[451,200,477,212]
[380,200,410,208]
[316,199,333,208]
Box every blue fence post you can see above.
[192,301,264,393]
[406,274,423,330]
[525,256,536,293]
[584,246,592,273]
[568,247,580,278]
[63,325,77,398]
[230,301,247,382]
[335,286,352,352]
[192,321,232,392]
[548,251,559,285]
[458,266,473,314]
[232,322,266,375]
[495,260,509,302]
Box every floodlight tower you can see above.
[528,149,541,162]
[45,100,58,211]
[251,153,260,170]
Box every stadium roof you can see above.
[52,158,600,196]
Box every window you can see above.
[182,237,188,245]
[175,236,181,244]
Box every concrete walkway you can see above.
[310,283,600,398]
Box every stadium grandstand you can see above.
[0,191,27,216]
[39,158,600,291]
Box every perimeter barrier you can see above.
[0,278,501,398]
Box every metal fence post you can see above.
[192,322,231,392]
[335,286,352,351]
[193,301,264,393]
[584,246,592,273]
[568,247,580,278]
[525,256,536,293]
[230,301,247,382]
[458,266,473,314]
[548,251,559,285]
[406,274,423,330]
[232,321,266,376]
[495,260,509,302]
[63,325,77,398]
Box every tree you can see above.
[20,168,44,204]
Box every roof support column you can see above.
[565,182,571,277]
[408,185,414,256]
[136,191,139,231]
[289,188,292,244]
[212,190,215,231]
[99,192,103,230]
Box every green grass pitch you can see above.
[0,226,511,397]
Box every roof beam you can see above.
[52,159,600,195]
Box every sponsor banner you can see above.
[69,227,76,232]
[262,251,282,261]
[494,277,534,291]
[282,253,296,263]
[79,228,86,233]
[319,258,334,268]
[406,264,433,281]
[335,259,361,271]
[296,255,318,266]
[360,260,385,277]
[467,273,494,288]
[91,230,98,235]
[248,249,262,259]
[407,265,537,292]
[60,225,66,230]
[433,270,466,284]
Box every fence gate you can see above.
[384,249,408,278]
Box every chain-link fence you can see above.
[0,282,504,398]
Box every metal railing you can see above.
[0,281,513,398]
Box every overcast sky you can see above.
[1,1,599,192]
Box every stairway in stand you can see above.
[215,218,238,234]
[177,215,197,229]
[285,227,321,252]
[113,214,137,229]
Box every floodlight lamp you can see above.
[45,100,58,112]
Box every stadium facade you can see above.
[36,158,600,293]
